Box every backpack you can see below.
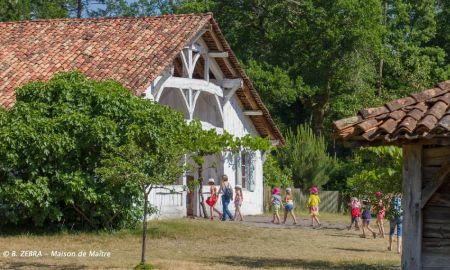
[391,196,403,218]
[223,184,233,200]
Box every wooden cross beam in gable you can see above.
[421,161,450,209]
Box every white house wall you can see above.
[148,185,186,220]
[147,36,265,219]
[217,95,264,216]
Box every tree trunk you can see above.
[76,0,82,18]
[311,94,329,136]
[141,189,149,264]
[311,80,331,136]
[377,58,384,96]
[197,166,208,219]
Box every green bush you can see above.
[346,146,402,198]
[263,152,292,188]
[0,71,187,230]
[276,124,335,191]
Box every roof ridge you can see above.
[0,13,212,25]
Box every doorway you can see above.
[186,175,195,216]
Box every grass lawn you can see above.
[0,213,400,270]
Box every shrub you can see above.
[276,124,335,191]
[0,71,188,230]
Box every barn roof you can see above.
[334,80,450,145]
[0,13,284,144]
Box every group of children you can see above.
[347,192,404,254]
[206,178,403,254]
[348,192,386,239]
[270,186,322,228]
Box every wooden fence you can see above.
[264,188,343,213]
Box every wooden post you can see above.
[402,144,423,270]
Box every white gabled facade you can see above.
[145,34,266,219]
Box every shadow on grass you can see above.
[325,233,358,238]
[4,261,87,270]
[334,247,376,253]
[208,256,399,270]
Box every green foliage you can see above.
[346,146,402,198]
[178,0,450,140]
[0,0,69,21]
[244,60,304,132]
[134,262,155,270]
[276,124,335,191]
[263,152,292,188]
[0,71,188,230]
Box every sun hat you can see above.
[273,187,281,195]
[310,186,318,194]
[235,185,242,189]
[208,178,215,184]
[285,187,292,192]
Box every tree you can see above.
[346,146,402,198]
[0,72,192,235]
[0,0,70,21]
[263,152,292,189]
[186,121,271,218]
[185,123,228,218]
[276,124,335,191]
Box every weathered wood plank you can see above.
[421,162,450,208]
[423,223,450,238]
[423,205,450,224]
[423,154,450,166]
[422,166,441,179]
[423,252,450,268]
[402,144,423,270]
[423,146,450,160]
[427,192,450,208]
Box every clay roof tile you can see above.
[334,80,450,143]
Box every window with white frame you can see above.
[235,151,255,191]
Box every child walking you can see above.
[282,188,297,225]
[271,187,282,224]
[387,193,403,254]
[348,197,361,230]
[234,185,244,221]
[360,199,377,238]
[206,178,222,220]
[307,187,321,228]
[375,192,385,238]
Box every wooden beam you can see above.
[421,161,450,208]
[210,78,243,89]
[161,76,224,98]
[402,144,423,270]
[243,110,263,116]
[208,51,228,58]
[207,29,236,77]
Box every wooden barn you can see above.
[334,80,450,270]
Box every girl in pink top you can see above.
[234,185,244,221]
[375,192,386,238]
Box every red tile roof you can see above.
[0,14,210,108]
[0,14,284,144]
[334,81,450,144]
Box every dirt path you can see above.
[239,215,348,230]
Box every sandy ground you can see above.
[0,214,400,270]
